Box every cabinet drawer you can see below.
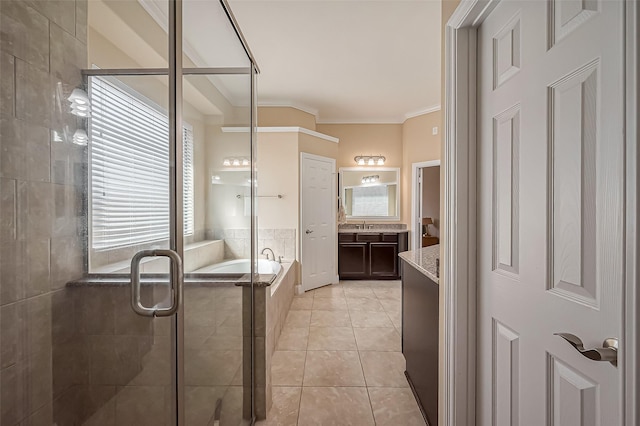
[356,233,382,242]
[381,233,398,242]
[339,233,356,242]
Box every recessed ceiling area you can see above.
[228,0,442,123]
[89,0,442,124]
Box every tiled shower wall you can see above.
[207,228,296,261]
[0,0,88,424]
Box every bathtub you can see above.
[194,258,282,275]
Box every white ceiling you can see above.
[228,0,442,123]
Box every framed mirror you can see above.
[339,167,400,221]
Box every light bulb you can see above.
[377,157,385,165]
[72,129,88,146]
[223,159,231,166]
[232,158,240,166]
[242,158,250,166]
[357,157,365,166]
[367,158,374,166]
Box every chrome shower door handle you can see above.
[554,333,618,366]
[131,249,183,317]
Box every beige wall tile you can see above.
[0,2,49,70]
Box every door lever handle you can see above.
[554,333,618,366]
[306,229,313,234]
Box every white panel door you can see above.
[477,0,624,424]
[301,153,337,291]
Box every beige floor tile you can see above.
[387,310,402,329]
[298,387,374,426]
[276,328,309,351]
[284,310,311,328]
[349,311,394,328]
[312,297,348,311]
[290,298,314,311]
[346,298,384,312]
[379,299,401,313]
[368,387,426,426]
[310,310,351,327]
[372,287,402,300]
[184,349,242,386]
[374,280,401,288]
[185,386,227,425]
[354,327,401,351]
[339,281,373,289]
[303,351,365,386]
[307,327,357,351]
[343,287,377,299]
[256,387,302,426]
[359,351,409,387]
[311,285,345,298]
[271,351,306,386]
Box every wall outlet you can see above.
[432,127,438,135]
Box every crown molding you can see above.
[221,126,339,143]
[257,102,320,118]
[403,105,442,121]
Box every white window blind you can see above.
[351,185,389,217]
[90,77,194,250]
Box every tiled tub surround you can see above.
[249,261,297,420]
[207,228,296,261]
[92,240,226,274]
[0,0,89,424]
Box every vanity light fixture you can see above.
[223,157,250,167]
[361,175,379,184]
[354,155,386,166]
[68,87,91,117]
[72,129,88,146]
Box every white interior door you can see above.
[301,153,337,291]
[477,0,624,424]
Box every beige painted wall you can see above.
[256,132,300,230]
[401,111,442,228]
[317,123,403,169]
[258,106,317,130]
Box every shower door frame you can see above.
[82,0,260,424]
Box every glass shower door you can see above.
[81,0,259,425]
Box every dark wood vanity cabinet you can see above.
[338,231,408,279]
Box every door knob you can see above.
[554,333,618,366]
[305,229,313,234]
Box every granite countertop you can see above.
[398,244,439,284]
[338,224,408,234]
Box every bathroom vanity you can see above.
[337,226,408,279]
[399,245,439,426]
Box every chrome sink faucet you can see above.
[261,247,275,261]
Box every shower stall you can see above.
[0,0,262,424]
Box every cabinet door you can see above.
[369,242,398,277]
[338,243,368,278]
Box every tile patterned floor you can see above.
[257,280,426,426]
